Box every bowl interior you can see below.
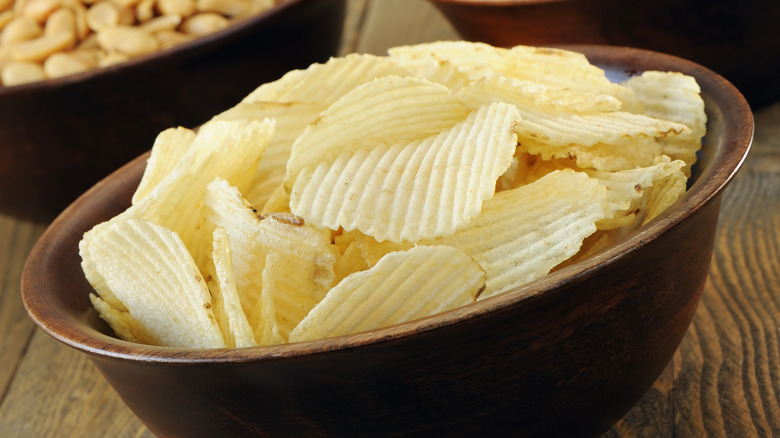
[21,44,753,364]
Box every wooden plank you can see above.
[0,330,152,438]
[338,0,368,55]
[605,100,780,437]
[0,216,45,396]
[356,0,458,55]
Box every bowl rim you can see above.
[21,44,754,365]
[0,0,315,94]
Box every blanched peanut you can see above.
[21,0,60,23]
[43,50,86,76]
[96,49,126,66]
[44,7,75,36]
[180,12,227,36]
[154,28,192,48]
[96,25,158,56]
[134,0,153,22]
[140,14,180,33]
[11,30,74,61]
[84,1,118,32]
[68,44,98,65]
[196,0,248,18]
[2,59,45,84]
[1,16,42,44]
[156,0,195,17]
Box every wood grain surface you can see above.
[0,0,778,437]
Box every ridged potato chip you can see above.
[389,41,641,110]
[290,102,519,242]
[89,294,156,345]
[132,126,196,204]
[623,70,707,176]
[429,169,611,299]
[451,70,623,113]
[106,119,275,275]
[202,178,335,341]
[210,100,326,210]
[207,227,258,348]
[288,245,485,342]
[586,158,686,230]
[285,75,470,183]
[242,53,410,105]
[81,218,225,349]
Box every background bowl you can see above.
[430,0,780,108]
[22,45,752,437]
[0,0,345,223]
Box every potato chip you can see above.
[428,169,611,299]
[386,48,471,91]
[132,126,196,204]
[638,164,688,226]
[254,213,337,340]
[389,41,641,111]
[207,227,258,348]
[585,158,686,230]
[210,100,326,210]
[89,294,156,345]
[450,70,622,113]
[288,245,485,342]
[458,78,688,149]
[255,253,286,346]
[121,119,274,272]
[285,75,470,183]
[202,178,336,341]
[497,152,576,191]
[81,218,225,349]
[289,102,520,242]
[623,70,707,176]
[242,53,410,105]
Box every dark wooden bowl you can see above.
[21,46,753,437]
[430,0,780,108]
[0,0,345,223]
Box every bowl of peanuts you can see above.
[0,0,346,222]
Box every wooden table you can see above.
[1,1,778,436]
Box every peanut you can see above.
[11,31,74,62]
[43,50,87,76]
[179,11,227,36]
[2,59,45,84]
[140,14,181,33]
[21,0,60,23]
[1,16,42,44]
[96,25,157,56]
[44,7,75,36]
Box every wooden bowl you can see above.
[430,0,780,108]
[0,0,345,223]
[21,46,753,437]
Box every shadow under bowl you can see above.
[430,0,780,108]
[0,0,345,223]
[22,45,753,437]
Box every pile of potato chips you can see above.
[79,41,706,349]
